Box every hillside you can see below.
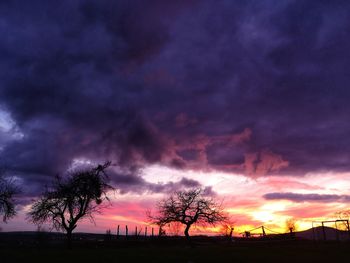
[295,226,350,241]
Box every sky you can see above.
[1,0,350,235]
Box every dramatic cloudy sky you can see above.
[1,0,350,234]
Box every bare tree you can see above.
[0,174,19,222]
[29,161,113,248]
[335,210,350,230]
[285,218,298,235]
[220,220,235,242]
[148,188,227,241]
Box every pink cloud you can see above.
[262,177,324,191]
[245,149,289,177]
[169,128,252,170]
[102,200,154,221]
[213,128,252,145]
[279,204,338,219]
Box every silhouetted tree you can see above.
[0,174,19,222]
[335,210,350,230]
[29,161,113,248]
[285,218,297,236]
[220,220,235,242]
[148,188,227,242]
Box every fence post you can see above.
[322,222,326,241]
[126,225,128,238]
[335,222,339,241]
[262,226,266,237]
[145,227,148,237]
[152,227,154,237]
[117,225,120,239]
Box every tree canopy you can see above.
[149,188,227,241]
[29,161,113,247]
[0,174,19,222]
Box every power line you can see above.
[240,225,283,235]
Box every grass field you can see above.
[1,242,350,263]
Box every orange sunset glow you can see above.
[4,164,349,236]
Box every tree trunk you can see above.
[228,227,233,243]
[184,224,195,247]
[184,224,191,241]
[66,229,73,249]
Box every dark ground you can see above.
[0,232,349,263]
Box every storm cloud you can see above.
[1,0,350,195]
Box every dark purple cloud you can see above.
[0,0,350,196]
[111,171,204,195]
[263,192,350,203]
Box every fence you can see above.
[113,224,167,239]
[312,220,350,241]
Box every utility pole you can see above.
[321,222,326,241]
[262,226,266,237]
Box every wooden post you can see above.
[346,220,350,239]
[322,222,326,241]
[126,225,128,238]
[152,227,154,237]
[117,225,120,239]
[145,227,148,237]
[135,226,138,237]
[262,226,266,237]
[335,222,339,241]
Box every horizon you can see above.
[1,1,350,237]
